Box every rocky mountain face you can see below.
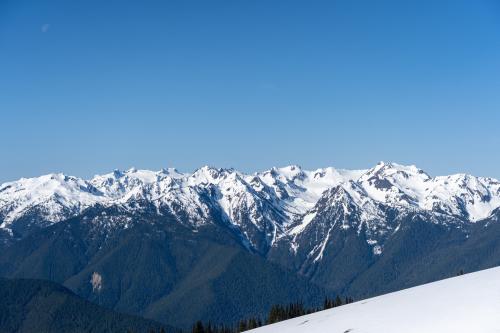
[1,162,500,326]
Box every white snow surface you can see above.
[248,266,500,333]
[1,162,500,234]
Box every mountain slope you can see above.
[0,278,170,333]
[248,266,500,333]
[0,207,328,329]
[270,208,500,298]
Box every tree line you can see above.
[130,295,354,333]
[190,295,354,333]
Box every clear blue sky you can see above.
[1,0,500,182]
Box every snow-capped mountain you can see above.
[3,163,500,328]
[248,266,500,333]
[1,162,500,254]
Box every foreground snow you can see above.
[249,266,500,333]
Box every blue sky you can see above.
[1,0,500,182]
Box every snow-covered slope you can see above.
[248,266,500,333]
[1,162,500,252]
[0,173,106,227]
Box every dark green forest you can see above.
[0,277,352,333]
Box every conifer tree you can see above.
[192,320,205,333]
[238,320,247,332]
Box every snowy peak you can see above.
[358,162,428,207]
[255,165,365,219]
[426,174,500,221]
[356,162,500,221]
[0,173,105,226]
[359,162,431,187]
[270,165,306,182]
[189,166,232,185]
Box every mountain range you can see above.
[1,162,500,327]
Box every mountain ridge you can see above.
[2,162,499,254]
